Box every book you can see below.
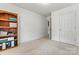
[6,42,11,48]
[2,43,6,49]
[14,40,17,46]
[14,36,17,39]
[8,18,16,21]
[0,38,8,43]
[0,43,2,50]
[11,41,14,47]
[8,37,14,41]
[0,31,8,35]
[9,23,17,27]
[7,32,14,35]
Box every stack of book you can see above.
[0,40,17,50]
[0,31,8,36]
[9,23,17,27]
[0,38,8,43]
[8,18,16,21]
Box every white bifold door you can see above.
[60,12,76,44]
[52,10,77,45]
[52,14,60,41]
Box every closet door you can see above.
[52,15,60,41]
[60,12,76,44]
[76,10,79,46]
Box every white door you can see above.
[76,10,79,46]
[60,12,76,44]
[52,15,60,41]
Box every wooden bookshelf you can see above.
[0,10,18,50]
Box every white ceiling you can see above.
[15,3,76,17]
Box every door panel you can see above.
[76,11,79,46]
[52,15,60,41]
[60,12,76,44]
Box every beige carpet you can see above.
[0,37,79,55]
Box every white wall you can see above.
[0,3,48,43]
[46,16,50,21]
[51,4,79,46]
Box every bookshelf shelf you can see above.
[0,26,17,29]
[7,39,17,42]
[0,45,18,51]
[0,20,17,23]
[0,35,17,38]
[0,10,18,51]
[0,39,17,44]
